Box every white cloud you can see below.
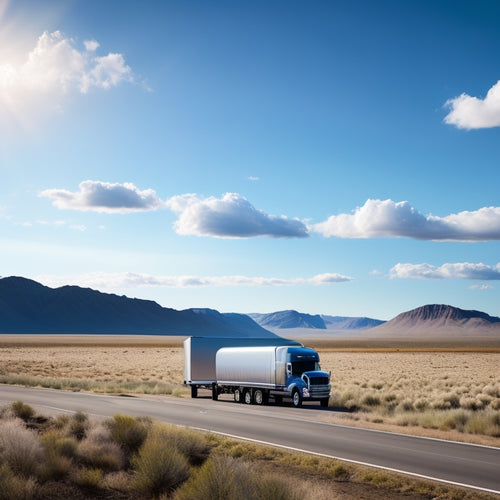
[40,180,164,214]
[313,199,500,241]
[166,192,309,238]
[470,284,494,290]
[444,80,500,129]
[0,30,134,126]
[390,262,500,280]
[35,271,353,290]
[248,176,260,181]
[84,39,99,52]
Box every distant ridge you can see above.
[321,315,385,330]
[249,310,384,331]
[0,277,275,337]
[369,304,500,337]
[249,310,326,329]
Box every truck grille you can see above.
[309,377,329,386]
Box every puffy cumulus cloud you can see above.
[390,262,500,280]
[166,192,309,238]
[0,31,134,126]
[313,199,500,241]
[36,271,353,289]
[444,80,500,129]
[40,180,164,214]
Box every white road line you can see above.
[189,426,500,496]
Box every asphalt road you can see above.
[1,385,499,494]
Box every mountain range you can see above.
[1,276,499,339]
[0,277,274,337]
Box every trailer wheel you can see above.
[253,389,264,405]
[191,386,198,398]
[244,389,252,405]
[292,389,302,408]
[234,389,242,403]
[212,384,218,401]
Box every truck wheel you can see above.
[292,389,302,408]
[244,390,252,405]
[234,389,242,403]
[253,389,264,405]
[320,398,329,408]
[191,386,198,398]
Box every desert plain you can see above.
[0,334,499,447]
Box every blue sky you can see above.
[1,0,500,319]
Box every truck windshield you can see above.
[292,361,320,375]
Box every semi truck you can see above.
[183,337,331,407]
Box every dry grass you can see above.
[317,351,500,443]
[0,336,498,444]
[1,404,495,500]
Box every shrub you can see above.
[0,419,42,477]
[331,464,350,480]
[158,425,211,465]
[74,467,103,489]
[132,427,190,496]
[11,401,35,422]
[54,414,69,429]
[254,474,303,500]
[460,396,484,411]
[414,398,428,411]
[432,393,460,410]
[41,430,79,459]
[0,463,36,500]
[108,414,149,456]
[361,394,381,407]
[397,399,414,412]
[69,411,88,440]
[174,455,249,500]
[79,423,125,471]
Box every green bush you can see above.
[11,401,34,422]
[132,428,190,497]
[108,414,149,456]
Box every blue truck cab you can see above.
[285,347,331,407]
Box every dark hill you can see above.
[0,277,275,337]
[369,304,500,337]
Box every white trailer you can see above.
[214,345,331,407]
[183,336,301,398]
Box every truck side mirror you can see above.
[286,363,292,375]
